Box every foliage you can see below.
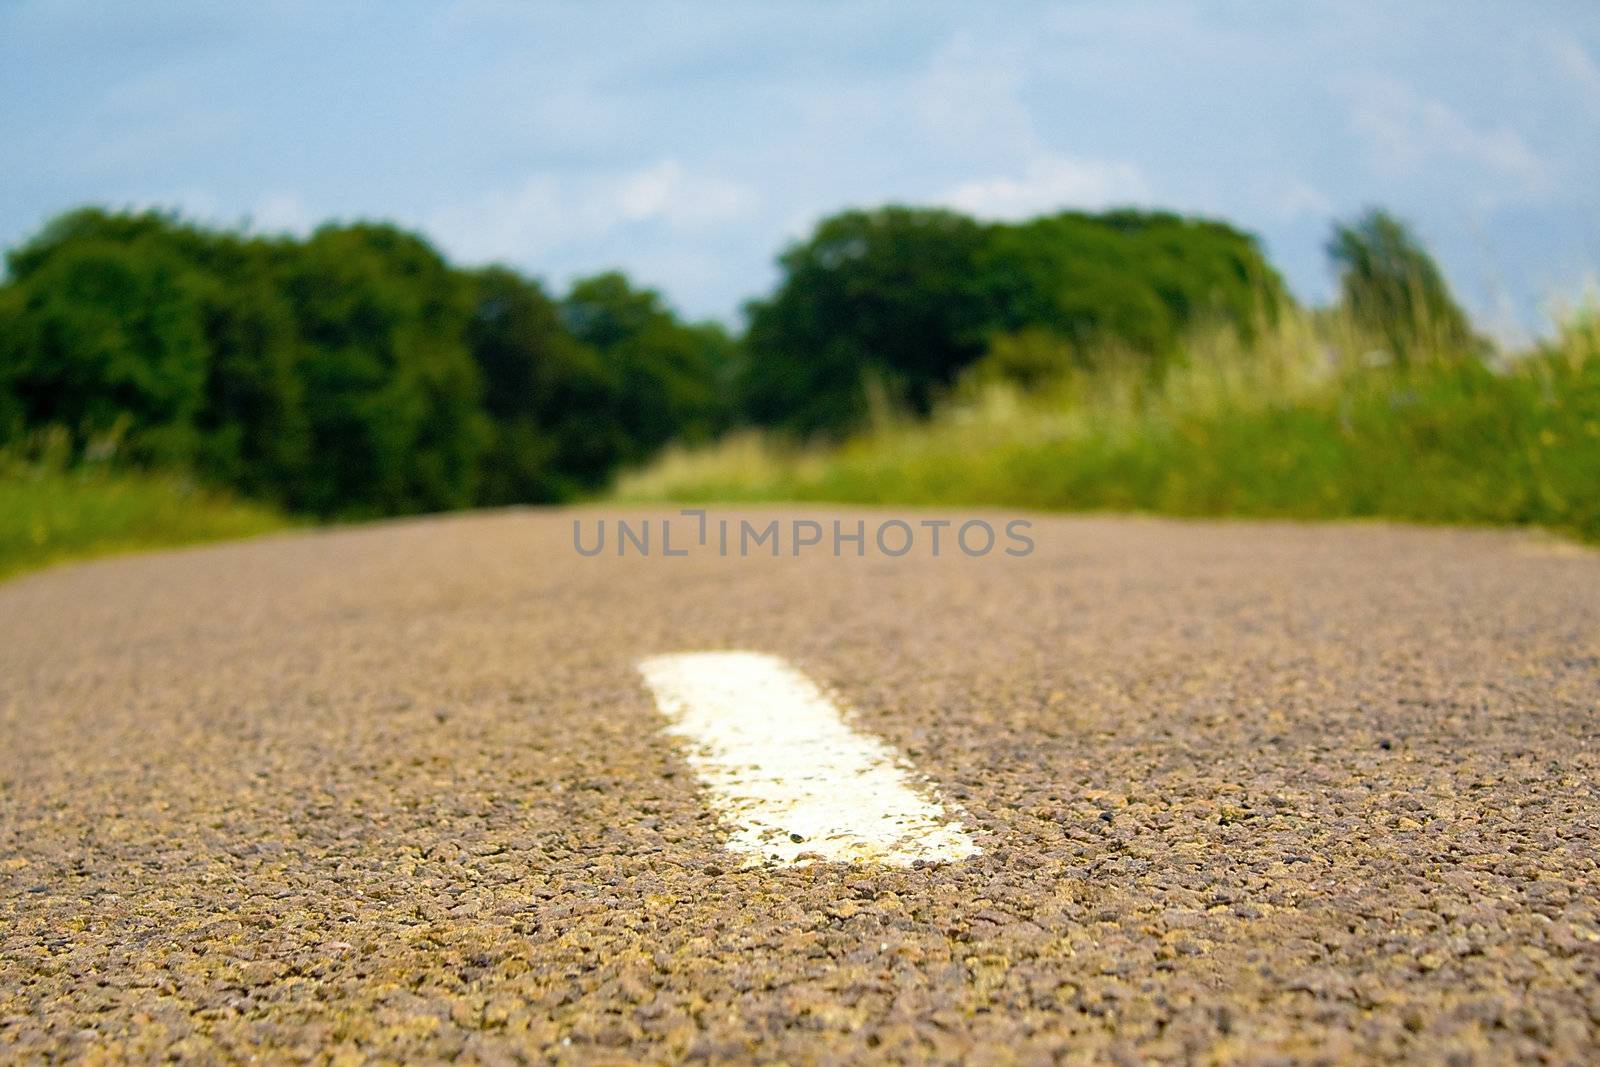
[562,272,739,462]
[618,306,1600,546]
[4,233,210,464]
[272,223,488,516]
[1328,208,1477,362]
[465,267,618,504]
[0,455,286,580]
[983,210,1286,361]
[6,199,1579,554]
[742,206,1287,435]
[963,328,1091,393]
[0,208,728,517]
[742,207,993,433]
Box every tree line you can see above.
[0,210,737,516]
[0,203,1471,516]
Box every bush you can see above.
[619,305,1600,544]
[742,206,1287,435]
[0,208,734,516]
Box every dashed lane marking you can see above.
[637,651,979,867]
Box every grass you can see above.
[5,308,1593,581]
[0,463,288,581]
[616,309,1600,544]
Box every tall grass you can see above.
[615,308,1600,543]
[0,450,287,580]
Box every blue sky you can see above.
[2,1,1597,337]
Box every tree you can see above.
[0,206,751,512]
[2,209,319,493]
[465,267,624,502]
[1328,209,1476,361]
[2,236,210,463]
[741,206,1287,434]
[0,288,25,447]
[187,249,311,504]
[562,272,736,462]
[273,223,487,516]
[742,207,993,434]
[981,210,1287,370]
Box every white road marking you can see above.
[637,651,979,867]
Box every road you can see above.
[2,508,1597,1064]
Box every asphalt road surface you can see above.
[2,508,1597,1064]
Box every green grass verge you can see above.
[618,318,1600,544]
[0,467,288,581]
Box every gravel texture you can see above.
[1,508,1597,1065]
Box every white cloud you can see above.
[911,32,1150,222]
[938,155,1149,220]
[1547,35,1600,113]
[1343,75,1548,192]
[611,161,755,228]
[248,191,314,235]
[913,34,1036,157]
[428,159,757,264]
[80,68,241,175]
[1275,179,1333,221]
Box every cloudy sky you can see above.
[2,1,1597,336]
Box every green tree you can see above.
[562,272,736,462]
[275,223,487,516]
[3,236,210,463]
[982,210,1286,369]
[0,287,26,447]
[1328,208,1476,361]
[3,209,314,493]
[742,207,992,434]
[742,206,1286,434]
[465,267,625,502]
[0,206,747,512]
[188,253,311,504]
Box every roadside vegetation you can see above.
[619,307,1600,543]
[618,207,1599,544]
[0,209,738,517]
[1,199,1594,579]
[0,444,284,580]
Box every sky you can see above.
[2,1,1597,338]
